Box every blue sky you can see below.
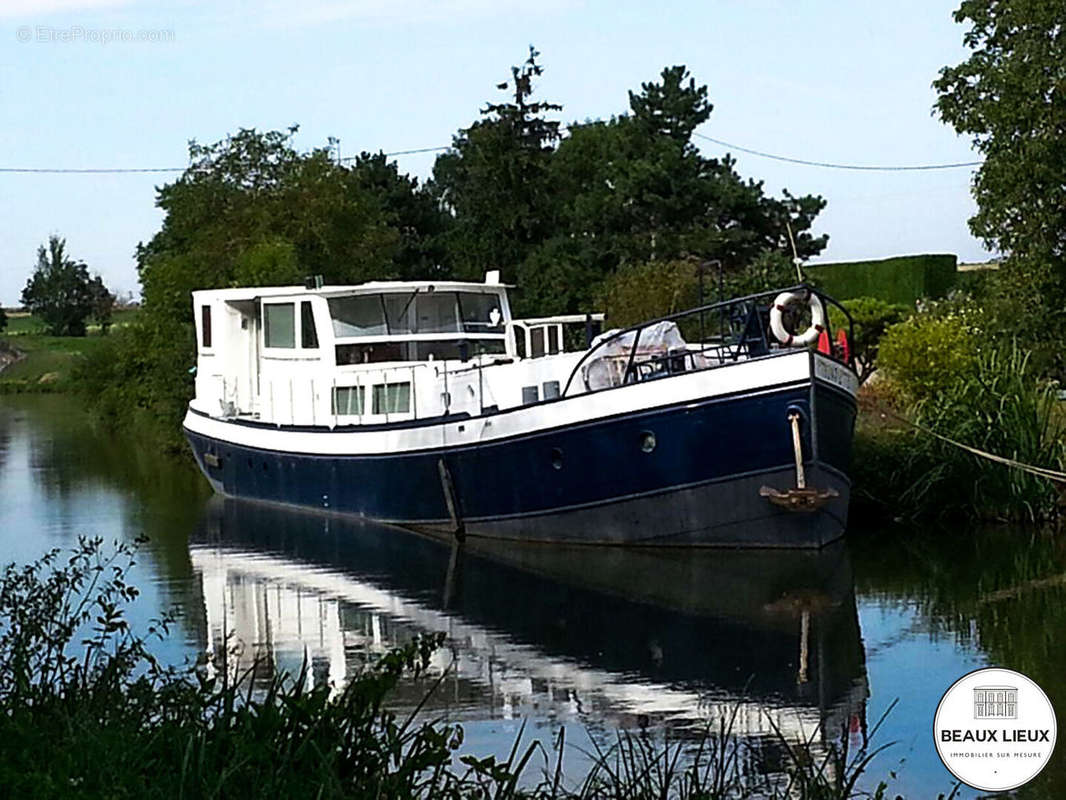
[0,0,988,305]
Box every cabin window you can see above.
[329,296,386,337]
[332,386,364,416]
[414,339,505,360]
[300,301,319,349]
[201,305,212,348]
[530,328,546,358]
[335,339,505,365]
[372,382,411,414]
[264,303,296,348]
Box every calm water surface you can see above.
[0,395,1062,797]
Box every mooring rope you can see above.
[880,407,1066,484]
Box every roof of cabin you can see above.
[192,280,510,303]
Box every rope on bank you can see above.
[880,407,1066,484]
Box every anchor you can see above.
[759,409,838,512]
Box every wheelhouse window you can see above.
[300,301,319,349]
[264,303,295,348]
[458,292,502,332]
[328,291,504,338]
[414,293,460,333]
[200,305,212,348]
[372,382,411,414]
[329,296,386,337]
[332,386,364,416]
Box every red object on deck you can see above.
[817,329,831,354]
[836,328,851,363]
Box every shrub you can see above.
[878,309,979,404]
[976,257,1066,382]
[840,297,910,384]
[600,253,798,329]
[70,316,196,454]
[601,259,700,328]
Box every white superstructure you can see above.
[191,273,606,428]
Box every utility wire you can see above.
[0,166,184,174]
[0,134,980,174]
[693,132,981,171]
[341,145,449,161]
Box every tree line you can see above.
[74,52,828,447]
[135,51,826,329]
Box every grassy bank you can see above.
[0,309,139,394]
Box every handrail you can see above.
[560,284,855,397]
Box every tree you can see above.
[347,151,451,279]
[21,236,104,336]
[934,0,1066,269]
[523,65,827,315]
[138,127,405,326]
[840,297,910,384]
[934,0,1066,377]
[89,275,115,334]
[428,46,562,282]
[0,307,7,334]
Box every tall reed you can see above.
[896,344,1065,521]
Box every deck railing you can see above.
[561,285,855,397]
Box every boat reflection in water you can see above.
[192,498,869,778]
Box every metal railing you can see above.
[561,284,855,397]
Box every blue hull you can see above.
[185,379,855,548]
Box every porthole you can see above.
[640,431,657,453]
[551,447,564,470]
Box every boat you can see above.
[182,273,859,547]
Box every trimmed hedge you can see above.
[807,254,958,305]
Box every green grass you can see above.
[2,307,140,336]
[0,310,139,393]
[0,333,115,393]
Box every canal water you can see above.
[0,395,1062,797]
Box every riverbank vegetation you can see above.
[0,538,912,799]
[0,309,137,394]
[845,0,1066,523]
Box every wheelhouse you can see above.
[191,274,602,427]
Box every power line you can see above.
[0,145,452,174]
[0,166,184,174]
[342,145,450,161]
[0,134,980,175]
[693,133,981,171]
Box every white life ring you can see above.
[770,291,827,347]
